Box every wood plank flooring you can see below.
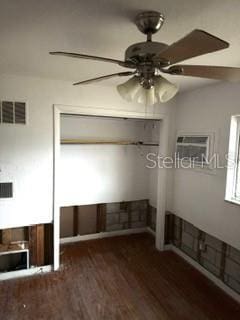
[0,233,240,320]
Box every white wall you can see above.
[171,82,240,250]
[0,74,170,229]
[60,116,160,206]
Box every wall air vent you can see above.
[0,101,26,125]
[2,101,14,124]
[0,183,13,198]
[14,102,26,124]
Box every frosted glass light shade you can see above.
[117,75,178,106]
[154,77,179,103]
[117,76,142,102]
[133,87,155,106]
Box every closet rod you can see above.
[61,139,159,146]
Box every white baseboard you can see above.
[0,265,52,281]
[60,227,149,244]
[169,245,240,303]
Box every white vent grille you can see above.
[14,102,26,124]
[0,101,26,125]
[0,183,13,198]
[2,101,14,124]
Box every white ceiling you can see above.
[1,0,240,91]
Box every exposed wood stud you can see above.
[28,225,37,266]
[197,230,205,263]
[220,242,228,280]
[127,202,132,229]
[73,206,79,236]
[96,205,101,233]
[146,201,152,228]
[176,218,183,248]
[165,213,175,244]
[102,204,107,232]
[44,224,53,265]
[29,225,45,266]
[96,204,101,233]
[120,202,128,211]
[24,227,29,241]
[97,204,106,232]
[36,224,45,266]
[170,214,175,242]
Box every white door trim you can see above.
[53,103,167,270]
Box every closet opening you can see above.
[59,114,160,250]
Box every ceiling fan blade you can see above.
[49,51,135,68]
[165,65,240,82]
[73,71,135,85]
[156,29,229,65]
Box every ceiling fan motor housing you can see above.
[125,41,169,65]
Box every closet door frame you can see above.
[53,104,168,270]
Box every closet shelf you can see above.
[61,139,159,146]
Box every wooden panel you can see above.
[29,225,45,266]
[60,206,74,238]
[11,227,26,242]
[78,205,97,235]
[1,229,12,244]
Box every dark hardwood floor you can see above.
[0,233,240,320]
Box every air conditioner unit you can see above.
[176,135,210,165]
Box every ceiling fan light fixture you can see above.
[154,76,179,103]
[117,76,142,102]
[117,75,178,106]
[132,87,155,106]
[145,87,156,106]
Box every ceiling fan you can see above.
[50,11,240,105]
